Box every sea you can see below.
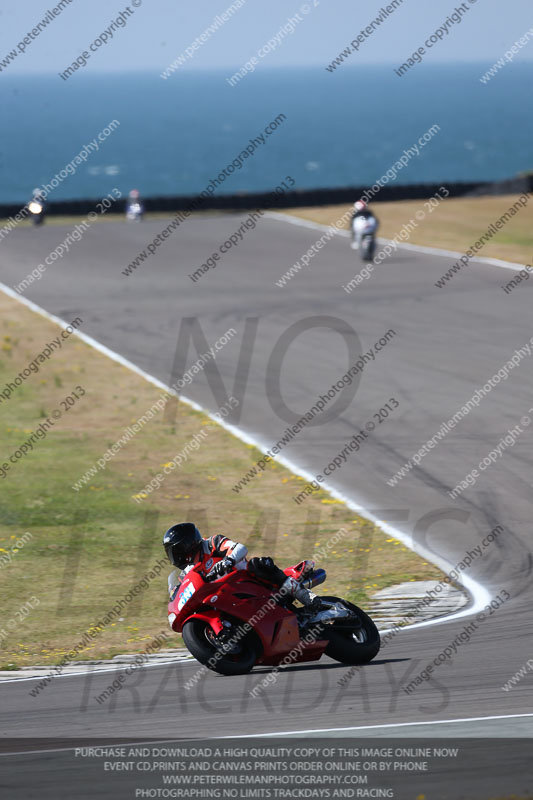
[1,63,532,204]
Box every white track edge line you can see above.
[2,713,533,757]
[0,657,195,685]
[265,211,526,272]
[221,712,533,738]
[0,279,490,685]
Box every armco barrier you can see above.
[2,174,532,219]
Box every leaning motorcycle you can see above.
[168,559,380,676]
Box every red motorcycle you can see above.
[168,559,380,675]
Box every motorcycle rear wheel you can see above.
[321,596,380,665]
[182,618,258,676]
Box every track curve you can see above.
[1,212,532,744]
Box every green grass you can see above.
[0,292,444,667]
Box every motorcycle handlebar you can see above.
[205,564,228,582]
[205,557,236,582]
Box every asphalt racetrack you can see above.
[1,213,532,795]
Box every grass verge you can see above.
[0,290,443,668]
[285,193,533,266]
[4,193,531,266]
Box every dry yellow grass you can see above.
[4,193,530,265]
[286,193,533,266]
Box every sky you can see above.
[1,0,533,74]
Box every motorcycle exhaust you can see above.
[300,568,326,590]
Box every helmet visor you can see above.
[167,542,199,569]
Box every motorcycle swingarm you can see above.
[325,616,362,630]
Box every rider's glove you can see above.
[211,557,235,578]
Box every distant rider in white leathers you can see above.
[351,200,379,250]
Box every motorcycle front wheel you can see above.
[320,596,380,665]
[182,618,258,676]
[361,237,375,262]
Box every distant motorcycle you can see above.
[352,215,377,262]
[28,191,45,226]
[168,558,380,676]
[126,189,144,222]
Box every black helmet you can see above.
[163,522,203,569]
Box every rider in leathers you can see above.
[351,199,379,249]
[163,522,321,609]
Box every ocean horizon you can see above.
[1,63,532,204]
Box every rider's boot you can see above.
[280,577,322,610]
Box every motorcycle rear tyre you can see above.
[321,596,380,665]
